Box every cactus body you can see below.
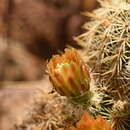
[76,0,130,129]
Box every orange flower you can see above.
[70,113,113,130]
[47,48,90,97]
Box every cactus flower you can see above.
[47,49,91,98]
[70,113,113,130]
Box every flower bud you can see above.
[47,49,90,98]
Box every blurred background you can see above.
[0,0,98,130]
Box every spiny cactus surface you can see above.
[76,0,130,129]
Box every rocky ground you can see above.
[0,77,52,130]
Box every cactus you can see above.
[45,1,130,129]
[75,0,130,129]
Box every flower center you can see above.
[55,63,70,72]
